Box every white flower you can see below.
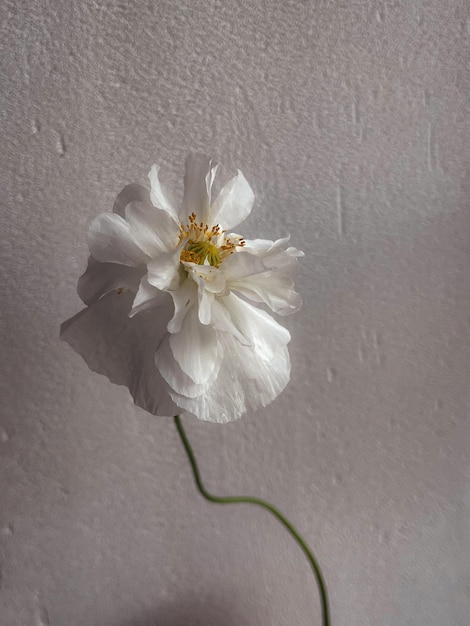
[61,154,303,423]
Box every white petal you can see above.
[183,266,231,326]
[183,265,224,325]
[169,331,290,423]
[220,293,290,360]
[169,306,222,384]
[60,291,177,417]
[148,164,179,223]
[183,262,227,295]
[129,276,168,317]
[223,334,291,411]
[239,343,291,410]
[242,237,283,255]
[209,298,251,345]
[180,268,250,343]
[88,213,149,266]
[211,169,254,230]
[237,238,303,313]
[244,237,304,272]
[112,182,177,263]
[169,376,245,424]
[221,250,265,281]
[198,289,214,325]
[180,154,218,224]
[261,244,304,272]
[125,200,180,258]
[155,336,217,398]
[146,251,181,291]
[230,271,302,315]
[167,277,198,334]
[77,257,143,305]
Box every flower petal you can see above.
[180,268,250,343]
[169,370,245,423]
[241,237,280,255]
[112,182,178,258]
[211,169,254,230]
[220,293,290,360]
[88,213,149,266]
[77,257,143,305]
[233,239,303,314]
[60,291,177,417]
[198,289,214,325]
[180,154,218,224]
[155,336,217,398]
[169,331,290,423]
[167,277,197,334]
[183,262,227,295]
[183,265,226,325]
[244,237,304,272]
[129,276,168,317]
[221,250,265,281]
[148,164,179,223]
[146,251,181,291]
[125,199,180,258]
[230,271,302,315]
[209,298,251,345]
[169,305,222,384]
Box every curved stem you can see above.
[174,415,331,626]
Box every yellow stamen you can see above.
[178,213,245,268]
[181,240,221,266]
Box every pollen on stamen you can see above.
[178,213,244,267]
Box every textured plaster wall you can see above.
[1,1,469,625]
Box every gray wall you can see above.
[1,1,469,625]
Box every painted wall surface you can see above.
[1,1,469,625]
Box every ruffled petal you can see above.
[125,198,180,258]
[60,291,177,417]
[169,305,222,385]
[198,289,214,325]
[167,277,198,334]
[146,251,181,291]
[229,271,302,315]
[241,237,279,255]
[210,170,254,230]
[129,276,167,317]
[169,367,245,423]
[183,262,227,295]
[88,213,149,267]
[180,154,218,224]
[243,237,304,273]
[169,330,290,423]
[232,239,303,314]
[209,298,251,345]
[179,267,250,343]
[77,257,143,305]
[155,336,217,399]
[148,164,179,223]
[220,293,291,360]
[221,250,265,281]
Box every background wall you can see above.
[1,1,469,625]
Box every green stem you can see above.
[174,415,331,626]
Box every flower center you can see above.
[178,212,244,268]
[182,239,221,266]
